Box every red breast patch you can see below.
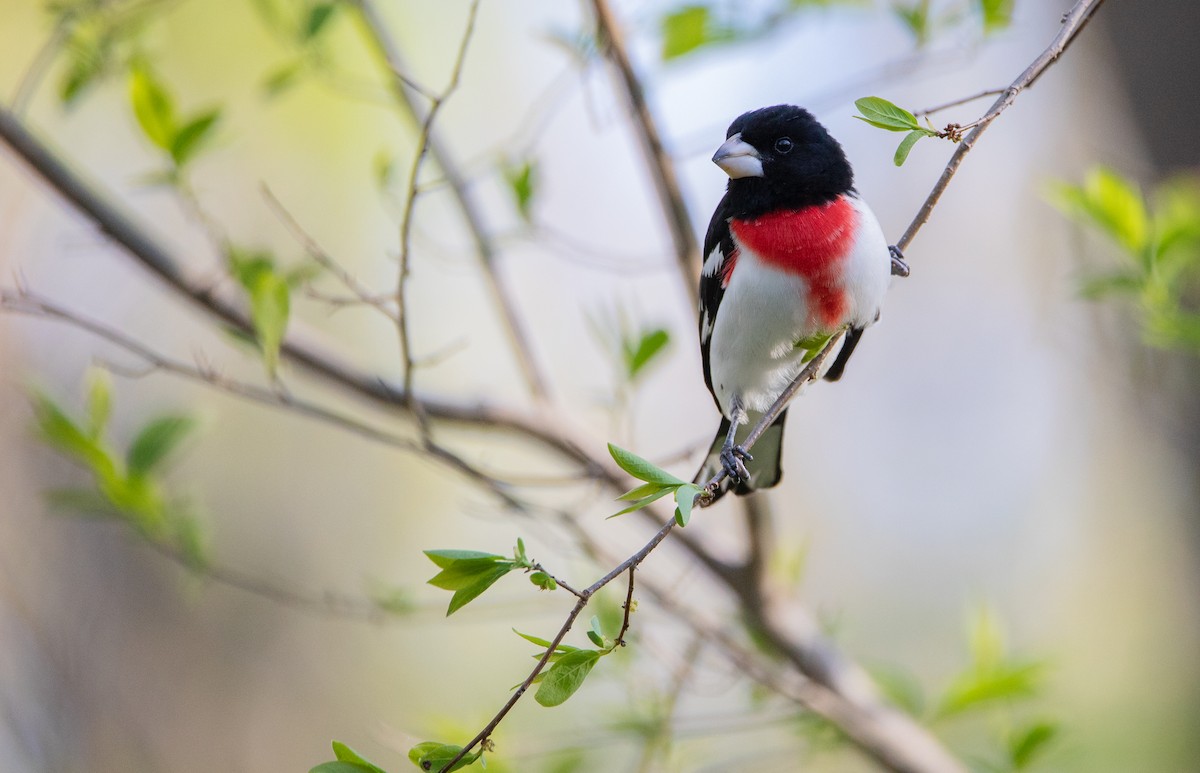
[729,196,859,327]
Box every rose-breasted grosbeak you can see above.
[695,104,908,500]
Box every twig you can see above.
[145,540,397,623]
[351,0,550,400]
[0,287,526,511]
[261,184,400,324]
[613,566,636,646]
[896,0,1107,253]
[439,518,667,772]
[913,87,1005,117]
[396,0,481,428]
[528,562,585,600]
[589,0,700,305]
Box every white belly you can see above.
[708,196,891,418]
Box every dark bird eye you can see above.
[774,137,794,154]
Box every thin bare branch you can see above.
[897,0,1107,252]
[913,88,1006,117]
[395,0,482,423]
[0,287,526,511]
[351,0,550,399]
[261,184,400,324]
[589,0,701,305]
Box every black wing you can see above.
[699,193,735,412]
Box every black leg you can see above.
[719,400,753,482]
[889,245,910,277]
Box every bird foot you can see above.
[720,444,753,483]
[889,245,910,277]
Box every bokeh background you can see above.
[1,1,1198,771]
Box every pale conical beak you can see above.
[712,133,764,179]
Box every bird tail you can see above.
[693,409,788,503]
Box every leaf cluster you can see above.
[51,0,162,107]
[128,62,222,175]
[607,443,701,527]
[253,0,345,97]
[1048,168,1200,351]
[659,1,865,62]
[423,538,547,616]
[225,248,318,376]
[892,0,1012,46]
[514,611,620,708]
[32,370,205,567]
[853,96,941,166]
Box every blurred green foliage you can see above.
[32,369,205,567]
[1049,168,1200,351]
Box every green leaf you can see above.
[535,649,601,707]
[661,6,715,60]
[226,247,293,374]
[936,660,1044,718]
[616,481,667,502]
[44,488,121,518]
[513,628,578,653]
[607,486,674,518]
[529,571,557,591]
[607,443,684,486]
[408,742,480,772]
[967,604,1005,671]
[424,549,506,569]
[1046,169,1149,257]
[170,108,221,167]
[171,513,208,570]
[426,558,515,616]
[1009,721,1060,769]
[30,390,112,475]
[503,160,537,222]
[263,61,304,97]
[331,742,387,772]
[978,0,1014,32]
[623,328,670,380]
[587,615,607,648]
[893,129,925,166]
[86,369,112,439]
[673,483,702,527]
[128,64,177,151]
[893,3,930,46]
[303,3,339,41]
[1079,270,1143,300]
[854,96,920,132]
[250,271,290,375]
[60,38,105,108]
[426,557,513,591]
[311,763,381,773]
[126,415,195,477]
[868,663,926,717]
[228,248,276,287]
[796,330,835,363]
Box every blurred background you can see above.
[1,0,1198,771]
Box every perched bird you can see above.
[695,104,908,500]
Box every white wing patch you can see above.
[700,308,714,341]
[701,246,725,278]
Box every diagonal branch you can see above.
[589,0,700,305]
[896,0,1107,253]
